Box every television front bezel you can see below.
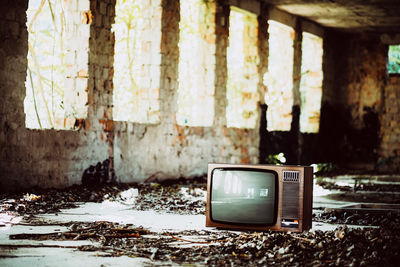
[209,167,279,227]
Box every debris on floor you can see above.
[1,176,400,266]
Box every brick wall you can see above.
[379,76,400,171]
[2,0,398,192]
[0,0,114,191]
[113,0,260,183]
[339,34,386,130]
[112,0,162,123]
[319,32,400,170]
[0,0,262,191]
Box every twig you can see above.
[28,42,54,128]
[28,0,46,33]
[10,232,59,240]
[63,232,96,238]
[68,221,106,233]
[110,228,149,235]
[0,244,80,249]
[28,67,42,129]
[166,232,211,244]
[47,0,56,32]
[289,234,312,243]
[104,233,140,238]
[64,232,140,239]
[100,246,128,252]
[10,223,143,241]
[17,222,67,226]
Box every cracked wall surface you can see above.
[316,32,400,170]
[113,1,260,183]
[0,0,114,191]
[1,0,400,192]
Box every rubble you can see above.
[0,177,206,216]
[314,209,400,227]
[1,177,399,266]
[5,220,399,266]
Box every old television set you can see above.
[206,163,313,232]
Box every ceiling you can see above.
[262,0,400,32]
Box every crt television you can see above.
[206,163,313,232]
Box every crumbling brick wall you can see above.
[0,0,114,191]
[2,0,398,192]
[318,32,400,171]
[113,0,260,182]
[335,33,384,166]
[0,0,261,191]
[379,76,400,172]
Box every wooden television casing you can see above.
[206,163,313,232]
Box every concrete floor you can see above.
[0,176,398,266]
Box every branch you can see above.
[28,42,54,127]
[28,67,42,129]
[28,0,46,33]
[289,234,312,243]
[0,244,80,249]
[166,232,211,244]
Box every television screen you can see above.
[210,168,278,225]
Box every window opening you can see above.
[226,7,259,129]
[25,0,89,129]
[299,32,323,133]
[112,0,162,123]
[387,44,400,74]
[264,20,294,131]
[177,0,216,126]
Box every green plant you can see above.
[265,152,286,165]
[388,45,400,74]
[314,162,338,174]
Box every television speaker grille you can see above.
[282,181,299,219]
[283,170,300,182]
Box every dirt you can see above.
[317,179,400,192]
[1,178,400,266]
[6,220,400,266]
[316,178,400,204]
[314,209,400,226]
[0,177,207,216]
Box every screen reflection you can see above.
[211,169,276,224]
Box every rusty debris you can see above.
[1,178,399,266]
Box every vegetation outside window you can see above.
[177,0,216,127]
[25,0,90,129]
[226,7,259,129]
[264,20,295,132]
[112,0,162,123]
[388,45,400,74]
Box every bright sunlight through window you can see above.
[226,7,259,129]
[112,0,162,123]
[177,0,216,127]
[299,32,323,133]
[25,0,89,129]
[264,20,294,132]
